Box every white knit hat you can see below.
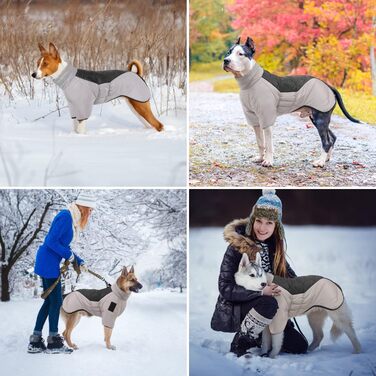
[75,193,97,209]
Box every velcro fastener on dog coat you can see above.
[236,63,336,129]
[53,63,151,121]
[266,274,344,334]
[62,283,130,329]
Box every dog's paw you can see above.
[252,156,264,164]
[261,159,273,167]
[107,345,117,350]
[268,351,278,359]
[312,159,326,168]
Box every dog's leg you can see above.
[104,326,116,350]
[269,332,284,358]
[310,110,335,167]
[307,309,327,351]
[261,327,272,356]
[252,125,265,163]
[125,98,164,132]
[63,312,81,350]
[73,119,87,134]
[262,127,273,167]
[328,303,361,354]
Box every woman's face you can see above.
[253,217,276,241]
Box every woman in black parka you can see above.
[211,189,308,357]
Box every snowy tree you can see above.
[0,190,63,301]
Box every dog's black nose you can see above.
[223,58,230,65]
[261,282,266,287]
[31,72,36,78]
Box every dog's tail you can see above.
[330,86,362,124]
[128,60,143,76]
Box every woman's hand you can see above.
[262,283,281,297]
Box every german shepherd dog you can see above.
[235,253,361,358]
[61,266,142,350]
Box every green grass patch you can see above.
[190,61,225,82]
[212,80,376,125]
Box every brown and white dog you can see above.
[61,266,142,350]
[32,43,164,134]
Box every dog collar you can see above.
[53,63,78,90]
[236,63,263,91]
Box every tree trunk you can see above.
[1,266,10,302]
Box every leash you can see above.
[293,317,308,344]
[41,261,110,299]
[41,260,70,300]
[87,268,111,287]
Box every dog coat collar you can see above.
[111,282,131,301]
[235,63,264,90]
[52,63,78,90]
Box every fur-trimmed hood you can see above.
[223,218,260,259]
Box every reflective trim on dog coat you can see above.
[236,63,336,129]
[266,274,344,334]
[62,283,130,329]
[53,63,151,121]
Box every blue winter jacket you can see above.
[34,210,84,278]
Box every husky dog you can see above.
[235,253,361,358]
[61,266,142,350]
[223,37,361,167]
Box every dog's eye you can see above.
[238,52,244,56]
[249,273,255,277]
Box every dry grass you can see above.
[0,0,186,111]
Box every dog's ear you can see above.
[245,37,255,53]
[255,252,262,267]
[239,253,250,271]
[129,265,134,274]
[235,36,241,45]
[121,266,128,277]
[48,42,59,59]
[38,43,46,54]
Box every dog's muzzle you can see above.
[130,282,143,293]
[223,59,234,73]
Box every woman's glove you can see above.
[80,264,88,272]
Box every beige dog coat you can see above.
[62,283,130,329]
[267,274,344,334]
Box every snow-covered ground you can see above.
[0,289,186,376]
[190,226,376,376]
[189,89,376,187]
[0,81,186,187]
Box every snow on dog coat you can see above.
[53,63,151,121]
[236,62,336,129]
[266,274,344,334]
[62,283,131,329]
